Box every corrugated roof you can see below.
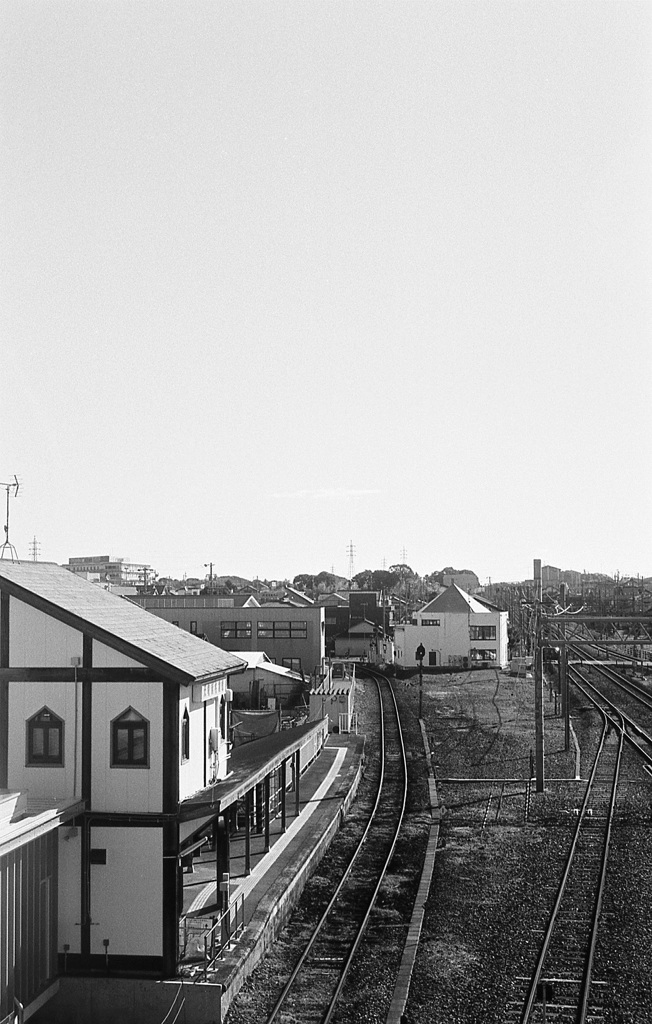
[0,561,245,683]
[229,651,302,680]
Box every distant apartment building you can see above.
[316,591,391,654]
[542,565,561,586]
[560,569,582,589]
[64,554,155,587]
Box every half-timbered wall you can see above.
[7,679,81,802]
[91,680,164,814]
[87,826,162,957]
[9,599,82,667]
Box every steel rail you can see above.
[568,661,652,763]
[577,708,624,1023]
[322,670,408,1024]
[569,643,652,711]
[518,704,614,1023]
[264,670,408,1024]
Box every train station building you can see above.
[0,561,352,1024]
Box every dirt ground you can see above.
[392,666,652,1024]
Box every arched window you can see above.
[219,695,226,739]
[111,707,149,767]
[27,707,64,766]
[181,707,190,763]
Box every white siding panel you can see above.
[92,641,144,669]
[91,681,163,813]
[178,693,206,802]
[9,599,82,667]
[89,827,162,956]
[58,827,81,953]
[7,680,81,801]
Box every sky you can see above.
[1,1,650,585]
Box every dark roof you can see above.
[420,583,490,615]
[180,720,324,820]
[0,561,245,685]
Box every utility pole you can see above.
[204,562,214,591]
[559,582,570,751]
[534,559,545,792]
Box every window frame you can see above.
[257,620,307,639]
[221,620,252,639]
[470,648,497,662]
[282,657,302,673]
[111,706,150,769]
[469,625,497,641]
[26,706,64,767]
[181,706,190,763]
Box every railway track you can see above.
[505,693,624,1024]
[567,652,652,765]
[262,670,408,1024]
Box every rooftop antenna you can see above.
[0,475,20,561]
[29,535,41,562]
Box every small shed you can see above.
[309,660,356,733]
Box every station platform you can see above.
[178,729,366,1020]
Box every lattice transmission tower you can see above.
[346,540,356,583]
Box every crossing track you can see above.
[567,648,652,765]
[263,669,408,1024]
[505,687,624,1024]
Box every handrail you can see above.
[201,892,246,980]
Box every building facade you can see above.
[136,596,325,680]
[393,584,509,669]
[64,555,155,587]
[0,561,245,990]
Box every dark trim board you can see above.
[58,953,165,977]
[0,592,8,789]
[162,680,179,816]
[0,667,162,682]
[83,812,177,828]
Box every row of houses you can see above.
[134,585,509,673]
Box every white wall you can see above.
[91,681,163,813]
[395,612,508,668]
[89,826,162,956]
[58,826,82,953]
[178,689,206,801]
[92,641,143,668]
[10,599,82,666]
[8,679,82,802]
